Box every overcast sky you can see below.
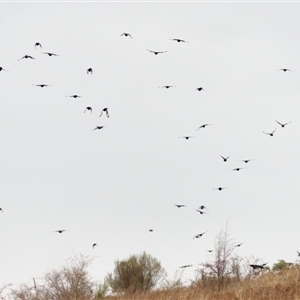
[1,1,300,289]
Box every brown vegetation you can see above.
[105,265,300,300]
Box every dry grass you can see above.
[104,266,300,300]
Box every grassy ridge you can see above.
[105,266,300,300]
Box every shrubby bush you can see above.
[106,251,166,294]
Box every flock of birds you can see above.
[0,31,299,282]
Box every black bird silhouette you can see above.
[0,208,3,212]
[87,68,93,74]
[198,205,207,210]
[213,187,228,191]
[193,231,207,239]
[276,120,291,128]
[197,124,211,130]
[99,108,109,118]
[263,129,276,136]
[179,264,192,268]
[297,251,300,257]
[147,49,167,55]
[196,87,204,91]
[149,229,153,232]
[174,204,186,208]
[84,107,92,113]
[277,68,291,72]
[220,155,230,162]
[18,55,35,61]
[180,136,195,140]
[235,243,243,247]
[121,32,132,38]
[159,85,175,89]
[0,67,8,72]
[55,230,67,233]
[242,159,252,163]
[207,250,213,253]
[93,126,106,131]
[231,168,243,171]
[195,209,207,215]
[92,243,98,249]
[249,263,267,270]
[171,38,188,43]
[33,84,51,88]
[42,52,59,57]
[67,95,82,98]
[35,42,42,49]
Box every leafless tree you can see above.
[10,254,96,300]
[0,283,12,300]
[198,222,243,290]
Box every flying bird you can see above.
[147,49,167,55]
[0,67,8,72]
[149,229,153,232]
[231,168,243,171]
[92,243,98,249]
[198,205,207,210]
[84,107,92,113]
[241,159,252,163]
[197,124,211,130]
[195,209,207,215]
[0,208,3,212]
[235,243,243,247]
[207,250,213,253]
[33,84,51,88]
[249,264,267,270]
[297,251,300,257]
[159,85,175,89]
[34,42,42,49]
[171,38,188,43]
[99,108,109,118]
[179,264,192,269]
[93,126,106,131]
[42,52,59,57]
[196,87,204,91]
[174,204,186,208]
[193,231,207,239]
[67,95,82,98]
[277,68,291,72]
[263,129,276,136]
[87,68,93,74]
[220,155,230,162]
[121,32,132,38]
[180,136,195,140]
[213,187,228,191]
[276,120,291,128]
[18,55,35,61]
[55,230,67,233]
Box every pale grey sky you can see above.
[1,1,300,289]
